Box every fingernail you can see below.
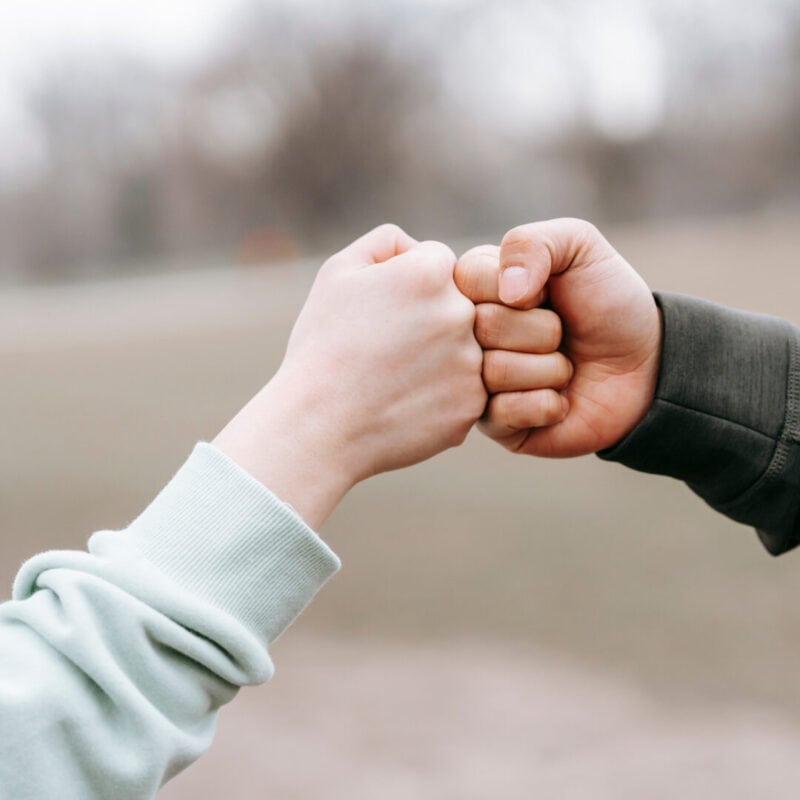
[499,266,529,304]
[560,393,570,416]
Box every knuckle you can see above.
[456,294,477,327]
[453,255,474,297]
[581,220,600,240]
[504,392,526,425]
[482,350,509,391]
[374,222,405,239]
[473,385,489,416]
[542,390,565,422]
[499,395,532,442]
[454,254,484,300]
[457,246,481,264]
[559,217,602,252]
[576,220,601,251]
[481,349,497,380]
[456,243,498,281]
[440,288,475,330]
[420,243,456,286]
[410,265,449,298]
[431,239,457,263]
[560,217,596,235]
[555,353,574,387]
[501,224,536,252]
[420,239,456,266]
[478,397,503,433]
[445,280,475,314]
[541,309,563,350]
[463,243,497,258]
[458,338,483,375]
[468,341,485,374]
[474,303,504,346]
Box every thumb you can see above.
[498,224,551,307]
[498,265,539,307]
[498,218,603,308]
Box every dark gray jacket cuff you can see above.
[599,292,800,555]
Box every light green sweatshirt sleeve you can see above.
[0,442,340,799]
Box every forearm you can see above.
[0,222,484,797]
[212,370,359,530]
[0,444,339,799]
[599,292,800,554]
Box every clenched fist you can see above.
[215,224,487,526]
[456,218,662,458]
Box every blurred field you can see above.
[3,212,800,797]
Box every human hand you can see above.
[214,224,487,526]
[455,219,661,458]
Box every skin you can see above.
[456,218,663,458]
[212,224,500,529]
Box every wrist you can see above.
[611,305,664,448]
[212,370,360,529]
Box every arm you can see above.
[455,219,800,554]
[0,225,488,798]
[1,443,339,799]
[599,292,800,555]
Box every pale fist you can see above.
[456,219,662,458]
[273,224,487,483]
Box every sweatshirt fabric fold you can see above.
[1,442,340,799]
[600,292,800,555]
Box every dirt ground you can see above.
[2,211,800,796]
[160,635,800,800]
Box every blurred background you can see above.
[3,0,800,797]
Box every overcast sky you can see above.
[0,0,793,189]
[0,0,247,185]
[0,0,240,81]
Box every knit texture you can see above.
[1,443,340,799]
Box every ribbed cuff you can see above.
[120,443,341,642]
[754,325,800,554]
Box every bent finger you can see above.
[384,239,457,289]
[454,244,501,302]
[479,389,568,441]
[483,350,573,393]
[474,304,562,353]
[328,223,418,269]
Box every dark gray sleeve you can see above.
[598,292,800,555]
